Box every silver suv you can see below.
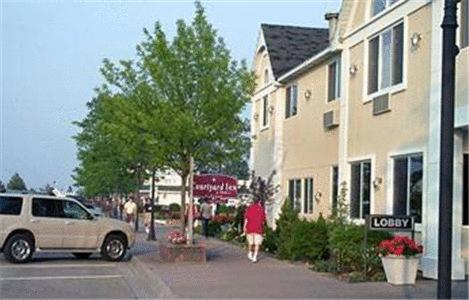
[0,194,135,263]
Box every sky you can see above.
[1,0,341,190]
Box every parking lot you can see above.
[0,252,161,299]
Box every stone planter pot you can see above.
[381,255,420,285]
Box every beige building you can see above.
[250,0,468,279]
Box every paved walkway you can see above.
[132,225,468,299]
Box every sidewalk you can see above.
[131,225,468,299]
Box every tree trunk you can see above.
[180,173,188,236]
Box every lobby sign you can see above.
[193,174,237,202]
[368,215,414,231]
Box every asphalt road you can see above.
[0,252,162,299]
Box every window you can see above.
[350,161,371,219]
[288,179,301,210]
[262,95,269,127]
[331,166,339,212]
[463,154,468,225]
[368,23,404,95]
[63,201,90,220]
[264,69,269,84]
[303,178,314,214]
[32,198,61,218]
[328,58,341,101]
[0,196,23,215]
[372,0,400,17]
[393,154,423,223]
[285,85,298,118]
[461,0,469,48]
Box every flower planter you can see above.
[381,255,419,285]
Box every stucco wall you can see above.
[346,5,432,215]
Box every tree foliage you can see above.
[249,170,279,206]
[74,2,255,234]
[6,173,27,191]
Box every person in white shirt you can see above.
[124,197,137,227]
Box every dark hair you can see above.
[253,198,260,204]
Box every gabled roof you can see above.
[261,24,330,79]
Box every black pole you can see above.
[438,0,459,298]
[148,170,157,241]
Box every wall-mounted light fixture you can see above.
[314,191,322,201]
[253,112,259,120]
[304,89,312,100]
[349,64,358,76]
[411,32,422,48]
[373,177,383,189]
[268,105,275,114]
[251,134,257,140]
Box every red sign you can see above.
[193,174,238,199]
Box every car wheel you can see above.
[101,234,127,262]
[72,253,92,259]
[4,234,34,263]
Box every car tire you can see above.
[72,253,92,259]
[3,233,34,263]
[101,234,127,262]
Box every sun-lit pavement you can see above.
[0,249,165,298]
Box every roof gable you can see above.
[261,24,329,79]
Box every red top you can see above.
[244,203,266,234]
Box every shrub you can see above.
[311,259,339,273]
[262,225,278,254]
[277,217,329,262]
[328,223,392,276]
[169,203,181,212]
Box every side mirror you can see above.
[87,214,95,221]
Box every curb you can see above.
[131,253,176,298]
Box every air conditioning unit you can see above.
[372,93,391,115]
[323,110,339,129]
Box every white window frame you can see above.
[370,0,402,19]
[327,58,341,102]
[303,177,314,214]
[285,84,298,119]
[288,178,302,210]
[330,165,339,210]
[363,19,407,103]
[349,156,375,222]
[261,95,269,130]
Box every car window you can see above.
[0,196,23,215]
[32,198,61,218]
[62,200,90,220]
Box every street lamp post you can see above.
[148,170,157,241]
[437,0,459,298]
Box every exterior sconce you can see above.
[253,112,259,120]
[251,134,257,140]
[411,32,422,48]
[314,191,322,201]
[304,89,312,100]
[349,64,358,75]
[268,105,275,114]
[373,177,383,189]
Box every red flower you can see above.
[378,235,423,257]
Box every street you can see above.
[0,250,163,298]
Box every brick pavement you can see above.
[130,225,468,299]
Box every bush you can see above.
[169,203,181,212]
[262,225,278,254]
[277,216,329,262]
[328,223,392,276]
[311,259,339,273]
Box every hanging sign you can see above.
[368,215,414,231]
[193,174,238,199]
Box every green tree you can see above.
[6,173,27,191]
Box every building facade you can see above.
[250,0,468,278]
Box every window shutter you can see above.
[392,23,404,85]
[393,157,408,215]
[350,164,361,218]
[285,87,291,118]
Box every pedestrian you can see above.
[124,197,138,229]
[200,198,212,238]
[244,198,266,263]
[118,198,124,220]
[143,198,152,234]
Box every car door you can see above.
[31,198,64,249]
[60,200,99,249]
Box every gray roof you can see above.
[261,24,329,79]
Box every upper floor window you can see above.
[372,0,400,17]
[368,22,404,95]
[285,85,298,118]
[328,58,341,102]
[264,69,269,84]
[261,95,269,128]
[461,0,469,49]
